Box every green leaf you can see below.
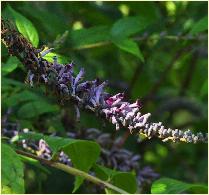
[111,15,153,39]
[128,2,161,22]
[2,77,25,88]
[151,177,208,194]
[7,5,39,47]
[113,38,144,62]
[63,141,100,193]
[17,101,59,119]
[94,164,137,194]
[1,185,14,194]
[200,79,208,98]
[2,57,20,75]
[42,52,69,64]
[71,25,110,49]
[6,90,43,107]
[190,16,208,35]
[110,173,137,194]
[1,143,25,194]
[94,164,117,181]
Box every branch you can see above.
[179,52,198,96]
[15,149,128,194]
[1,18,207,144]
[72,33,207,50]
[142,46,191,103]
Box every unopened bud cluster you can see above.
[2,115,72,166]
[21,138,72,166]
[139,122,207,143]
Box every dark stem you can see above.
[142,46,192,104]
[179,52,198,96]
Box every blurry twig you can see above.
[127,63,144,98]
[179,52,198,96]
[153,97,204,118]
[142,46,192,104]
[115,131,130,148]
[48,30,69,49]
[72,33,207,50]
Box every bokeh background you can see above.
[1,1,208,194]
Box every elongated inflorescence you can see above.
[1,19,207,144]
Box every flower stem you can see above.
[16,149,128,194]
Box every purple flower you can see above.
[134,113,151,128]
[77,81,91,92]
[95,81,107,105]
[71,68,85,95]
[129,99,142,109]
[74,68,85,85]
[58,73,72,84]
[27,70,35,87]
[102,108,113,118]
[58,65,66,77]
[105,93,124,106]
[59,83,69,95]
[65,63,74,73]
[41,74,48,83]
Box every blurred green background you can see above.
[1,1,208,194]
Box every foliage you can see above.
[151,177,208,194]
[6,5,39,47]
[1,1,208,194]
[1,143,25,194]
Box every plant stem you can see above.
[72,34,207,50]
[15,149,128,194]
[142,46,192,103]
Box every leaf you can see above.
[63,141,100,193]
[110,173,137,194]
[18,132,100,192]
[1,143,25,194]
[94,164,137,194]
[7,5,39,47]
[151,177,208,194]
[42,52,69,64]
[2,77,25,88]
[2,57,20,75]
[113,38,144,62]
[200,79,208,98]
[71,25,110,49]
[128,2,161,22]
[18,3,67,37]
[1,185,14,194]
[111,15,153,39]
[17,101,59,119]
[5,90,43,107]
[190,16,208,35]
[94,164,117,181]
